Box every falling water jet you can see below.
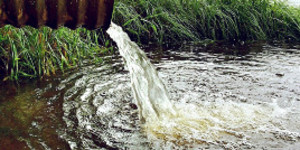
[105,22,299,148]
[106,22,177,123]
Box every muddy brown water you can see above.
[0,42,300,149]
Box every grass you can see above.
[113,0,300,44]
[1,0,300,80]
[0,26,113,81]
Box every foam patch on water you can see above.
[144,99,297,149]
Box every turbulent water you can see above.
[106,23,176,123]
[104,23,300,149]
[59,40,300,149]
[1,24,300,149]
[61,23,300,149]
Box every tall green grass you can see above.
[113,0,300,44]
[0,26,112,81]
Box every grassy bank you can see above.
[0,26,112,81]
[1,0,300,80]
[113,0,300,44]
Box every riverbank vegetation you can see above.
[113,0,300,44]
[0,26,112,80]
[1,0,300,80]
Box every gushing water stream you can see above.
[107,23,176,123]
[1,23,300,149]
[105,22,300,149]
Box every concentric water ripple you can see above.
[60,45,300,149]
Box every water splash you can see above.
[57,41,300,149]
[106,22,300,148]
[1,29,299,149]
[107,22,176,122]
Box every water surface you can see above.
[0,41,300,149]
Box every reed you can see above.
[0,26,112,81]
[113,0,300,44]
